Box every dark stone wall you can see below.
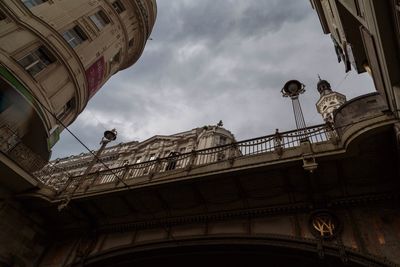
[352,206,400,266]
[35,204,400,267]
[0,199,47,267]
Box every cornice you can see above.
[57,193,400,234]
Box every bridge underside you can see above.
[21,124,398,267]
[85,241,373,267]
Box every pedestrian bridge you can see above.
[32,93,394,204]
[4,92,400,267]
[42,123,333,196]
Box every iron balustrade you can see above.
[45,124,333,194]
[0,125,47,172]
[0,125,73,190]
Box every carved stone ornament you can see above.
[309,210,341,240]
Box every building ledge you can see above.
[0,151,39,193]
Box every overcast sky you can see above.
[51,0,375,159]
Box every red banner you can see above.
[85,57,105,98]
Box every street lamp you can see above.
[103,129,117,143]
[281,80,307,141]
[58,129,117,211]
[83,128,118,181]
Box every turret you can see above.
[317,79,333,95]
[316,78,346,123]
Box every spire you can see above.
[315,77,346,123]
[317,76,332,95]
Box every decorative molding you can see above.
[94,203,311,233]
[309,210,341,240]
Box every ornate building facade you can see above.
[310,0,400,118]
[0,0,156,165]
[39,124,236,189]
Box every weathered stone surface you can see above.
[0,200,46,267]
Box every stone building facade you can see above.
[310,0,400,118]
[0,0,156,163]
[39,124,236,189]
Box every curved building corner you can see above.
[0,0,157,170]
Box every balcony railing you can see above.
[0,125,47,173]
[41,124,334,193]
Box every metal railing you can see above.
[45,124,334,193]
[0,125,47,172]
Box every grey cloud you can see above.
[156,0,309,42]
[51,0,375,159]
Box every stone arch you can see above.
[81,236,394,267]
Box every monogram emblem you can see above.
[309,211,340,240]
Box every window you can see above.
[89,10,110,30]
[18,46,55,77]
[109,51,121,74]
[57,98,75,119]
[149,154,156,161]
[219,136,227,146]
[135,157,142,163]
[394,1,400,46]
[110,51,121,65]
[165,152,179,171]
[354,0,364,18]
[128,38,134,47]
[0,82,12,113]
[0,10,6,21]
[335,28,342,44]
[327,0,335,17]
[62,26,88,48]
[22,0,48,8]
[179,147,186,153]
[112,1,125,14]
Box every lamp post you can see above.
[58,129,117,211]
[281,80,308,141]
[81,129,117,177]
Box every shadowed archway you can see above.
[81,237,392,267]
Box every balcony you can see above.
[21,92,396,202]
[0,125,45,191]
[0,125,47,172]
[36,124,338,197]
